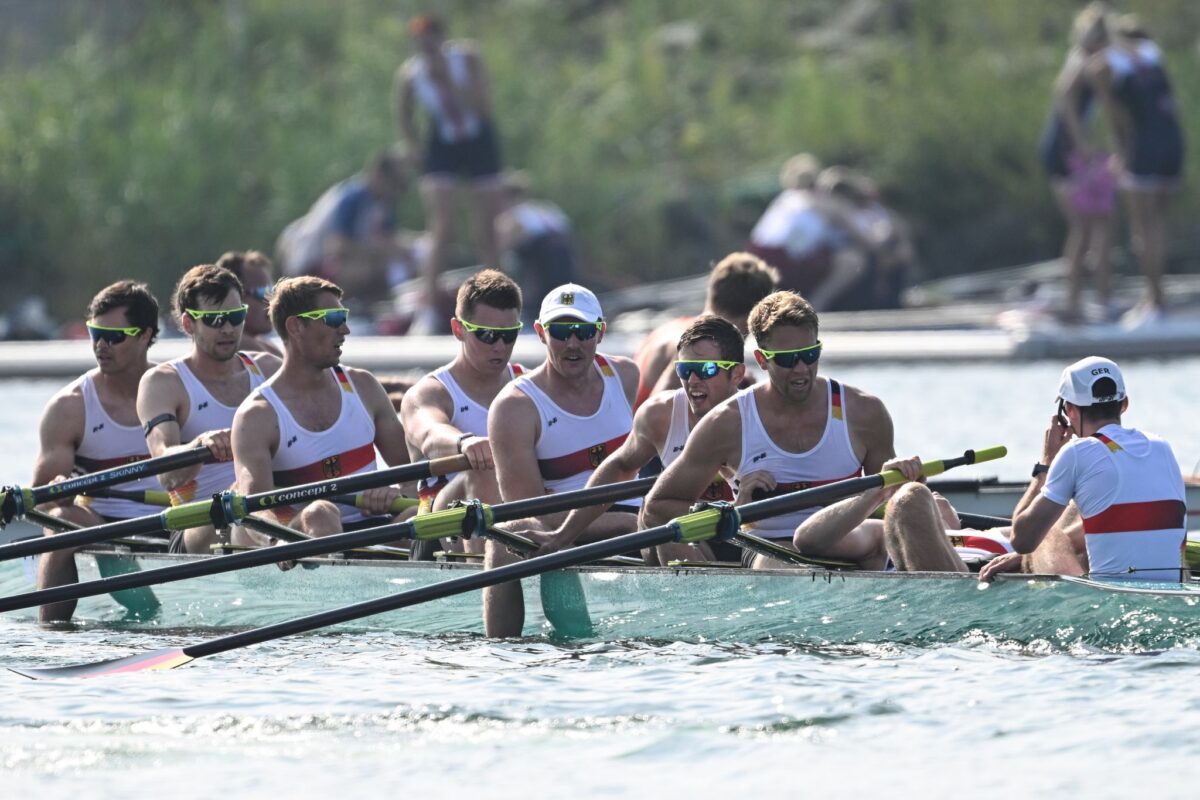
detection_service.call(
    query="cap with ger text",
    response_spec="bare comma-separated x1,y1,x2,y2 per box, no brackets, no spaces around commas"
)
538,283,603,324
1057,356,1126,406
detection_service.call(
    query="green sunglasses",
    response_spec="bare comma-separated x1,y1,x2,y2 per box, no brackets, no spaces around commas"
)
757,341,823,368
675,360,739,380
185,305,248,329
293,307,350,328
86,323,143,345
457,318,523,344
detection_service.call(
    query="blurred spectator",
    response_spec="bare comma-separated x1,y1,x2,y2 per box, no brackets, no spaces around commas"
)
275,148,416,308
495,171,578,324
395,12,505,333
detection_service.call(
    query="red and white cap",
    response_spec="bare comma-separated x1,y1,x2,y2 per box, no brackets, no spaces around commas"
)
1057,356,1126,406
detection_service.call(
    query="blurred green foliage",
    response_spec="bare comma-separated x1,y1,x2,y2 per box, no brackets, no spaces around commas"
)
0,0,1196,317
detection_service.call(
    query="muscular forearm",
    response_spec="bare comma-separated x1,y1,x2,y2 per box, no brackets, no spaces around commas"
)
639,492,693,530
555,458,641,546
794,487,885,553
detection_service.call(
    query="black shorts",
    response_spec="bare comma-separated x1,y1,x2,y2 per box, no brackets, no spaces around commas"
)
423,119,502,179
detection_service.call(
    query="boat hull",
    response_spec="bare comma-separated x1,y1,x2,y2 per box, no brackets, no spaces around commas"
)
3,550,1199,651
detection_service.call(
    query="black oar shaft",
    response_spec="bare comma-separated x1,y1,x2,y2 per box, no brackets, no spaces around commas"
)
491,476,656,523
0,514,168,562
31,447,210,505
0,475,657,613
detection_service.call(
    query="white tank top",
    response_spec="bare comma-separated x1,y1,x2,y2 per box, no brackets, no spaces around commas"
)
734,380,863,539
410,44,481,142
514,355,635,497
1044,425,1186,581
661,389,733,502
256,366,378,525
750,189,833,258
165,353,266,505
73,371,161,520
417,362,524,508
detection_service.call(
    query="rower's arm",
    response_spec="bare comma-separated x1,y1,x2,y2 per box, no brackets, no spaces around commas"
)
552,395,669,547
1012,494,1067,554
793,487,888,555
398,376,460,459
136,366,213,491
489,386,553,512
638,339,675,404
609,354,641,409
351,368,417,499
231,397,285,527
846,387,896,475
641,402,740,529
32,390,85,504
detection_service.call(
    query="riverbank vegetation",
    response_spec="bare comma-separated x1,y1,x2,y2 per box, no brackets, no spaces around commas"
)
1,0,1196,317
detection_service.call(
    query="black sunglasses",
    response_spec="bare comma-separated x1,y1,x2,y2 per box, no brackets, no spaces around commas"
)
544,321,603,342
185,305,249,329
86,323,143,346
294,307,350,328
458,318,522,345
757,342,823,368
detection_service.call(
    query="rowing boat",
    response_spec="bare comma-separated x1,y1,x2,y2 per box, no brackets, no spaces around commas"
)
3,545,1198,652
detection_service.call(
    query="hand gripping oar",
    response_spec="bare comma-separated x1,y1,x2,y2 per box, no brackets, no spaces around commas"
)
0,475,659,614
0,454,469,563
0,446,212,526
7,448,1002,679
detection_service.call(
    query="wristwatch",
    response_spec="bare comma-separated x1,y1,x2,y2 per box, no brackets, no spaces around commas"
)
1031,463,1049,477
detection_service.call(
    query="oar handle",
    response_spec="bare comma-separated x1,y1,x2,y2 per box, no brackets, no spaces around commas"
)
328,495,420,513
84,488,174,506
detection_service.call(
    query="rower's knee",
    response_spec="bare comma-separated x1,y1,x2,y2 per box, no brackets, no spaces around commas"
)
293,500,342,537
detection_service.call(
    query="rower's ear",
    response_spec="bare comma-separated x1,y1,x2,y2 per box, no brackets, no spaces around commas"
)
752,350,766,369
449,317,464,341
533,321,546,344
180,314,194,337
284,315,304,341
731,363,747,385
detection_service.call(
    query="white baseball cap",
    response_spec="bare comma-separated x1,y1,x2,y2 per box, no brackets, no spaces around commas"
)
538,283,604,324
1057,356,1126,406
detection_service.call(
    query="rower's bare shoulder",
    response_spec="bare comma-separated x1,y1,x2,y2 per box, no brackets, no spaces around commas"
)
138,361,185,394
490,379,536,418
693,395,743,441
251,352,282,377
399,374,452,417
636,391,675,440
841,382,891,422
39,381,86,435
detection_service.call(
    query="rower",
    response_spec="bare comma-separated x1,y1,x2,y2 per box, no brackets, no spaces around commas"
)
231,276,415,545
399,269,524,557
216,250,282,356
631,251,777,407
641,290,896,569
33,281,165,622
137,264,281,554
485,283,640,635
981,357,1187,582
522,315,746,565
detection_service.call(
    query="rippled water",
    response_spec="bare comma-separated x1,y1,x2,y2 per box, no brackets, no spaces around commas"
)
2,363,1199,797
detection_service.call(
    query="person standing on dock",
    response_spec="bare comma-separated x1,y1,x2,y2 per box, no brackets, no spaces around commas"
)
632,251,777,408
485,283,641,635
521,315,746,566
395,12,506,334
1088,15,1185,328
400,269,524,558
216,250,282,357
230,277,415,545
33,281,165,622
641,290,896,569
1038,5,1116,324
137,265,280,554
981,357,1186,582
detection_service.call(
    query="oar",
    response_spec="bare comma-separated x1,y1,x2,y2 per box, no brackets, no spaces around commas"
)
0,446,212,525
0,475,659,614
83,489,419,514
8,448,1001,678
0,454,469,563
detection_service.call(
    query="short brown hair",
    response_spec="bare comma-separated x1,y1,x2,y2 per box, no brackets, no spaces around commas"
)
172,264,243,324
270,276,343,341
88,280,160,345
408,12,445,37
216,250,273,283
455,269,522,319
677,315,744,363
706,252,779,320
748,291,819,344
